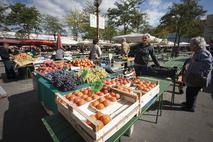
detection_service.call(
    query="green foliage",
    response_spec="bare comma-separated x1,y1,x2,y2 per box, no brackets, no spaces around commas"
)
102,23,117,42
0,4,9,28
160,0,206,40
6,3,41,39
42,15,63,39
107,0,145,34
66,9,85,40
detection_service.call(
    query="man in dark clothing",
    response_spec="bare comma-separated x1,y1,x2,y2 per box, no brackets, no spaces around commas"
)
55,48,64,60
0,43,16,79
132,35,160,76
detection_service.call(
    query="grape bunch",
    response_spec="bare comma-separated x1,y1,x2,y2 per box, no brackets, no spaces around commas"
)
46,70,83,91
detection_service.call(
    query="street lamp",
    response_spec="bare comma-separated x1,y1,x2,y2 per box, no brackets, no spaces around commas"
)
171,14,180,57
94,0,103,40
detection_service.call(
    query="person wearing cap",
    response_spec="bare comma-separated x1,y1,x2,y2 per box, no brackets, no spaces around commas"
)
133,34,160,76
89,39,102,60
121,38,130,56
0,43,16,79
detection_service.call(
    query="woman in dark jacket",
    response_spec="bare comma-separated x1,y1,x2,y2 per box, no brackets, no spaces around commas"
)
132,35,160,76
182,37,213,112
0,43,16,79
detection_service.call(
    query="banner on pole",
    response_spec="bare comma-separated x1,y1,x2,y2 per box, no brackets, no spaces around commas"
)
90,14,105,29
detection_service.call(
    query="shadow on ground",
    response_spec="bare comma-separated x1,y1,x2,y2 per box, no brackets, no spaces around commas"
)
0,73,30,84
1,90,52,142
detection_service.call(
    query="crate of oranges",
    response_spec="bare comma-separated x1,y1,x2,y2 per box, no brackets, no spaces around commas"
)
55,86,139,142
111,77,160,110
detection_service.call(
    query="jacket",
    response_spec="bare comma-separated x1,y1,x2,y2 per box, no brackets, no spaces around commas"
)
132,43,160,66
89,44,102,60
184,48,213,87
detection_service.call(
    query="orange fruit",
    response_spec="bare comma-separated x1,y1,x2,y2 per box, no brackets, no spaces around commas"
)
92,101,99,107
103,100,110,107
96,120,104,131
77,100,86,106
98,98,105,103
74,98,81,104
109,97,117,102
100,115,111,125
96,103,105,110
92,95,99,100
95,111,103,120
86,97,92,102
81,95,88,99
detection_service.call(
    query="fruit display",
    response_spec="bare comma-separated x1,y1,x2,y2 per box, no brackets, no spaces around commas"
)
14,53,34,65
71,59,95,68
35,61,72,75
103,77,131,86
47,70,83,92
132,78,157,92
85,112,111,131
79,68,108,83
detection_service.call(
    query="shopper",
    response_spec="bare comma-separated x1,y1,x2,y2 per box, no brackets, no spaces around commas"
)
89,39,102,60
133,34,160,76
121,38,130,56
55,47,64,60
0,43,16,79
182,37,213,112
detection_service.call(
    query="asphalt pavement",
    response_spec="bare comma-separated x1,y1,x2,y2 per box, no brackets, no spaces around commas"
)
0,62,212,142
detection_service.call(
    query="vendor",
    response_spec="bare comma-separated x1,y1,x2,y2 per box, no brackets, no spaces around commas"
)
89,39,102,60
121,38,130,56
0,43,16,79
55,47,65,60
133,34,160,76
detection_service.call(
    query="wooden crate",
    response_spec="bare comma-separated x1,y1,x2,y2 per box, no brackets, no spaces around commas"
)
55,89,139,142
110,79,160,111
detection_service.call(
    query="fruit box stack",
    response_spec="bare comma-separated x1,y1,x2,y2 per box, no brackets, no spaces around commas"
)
55,86,139,142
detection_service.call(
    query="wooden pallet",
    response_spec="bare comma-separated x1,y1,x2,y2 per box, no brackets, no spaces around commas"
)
55,89,139,142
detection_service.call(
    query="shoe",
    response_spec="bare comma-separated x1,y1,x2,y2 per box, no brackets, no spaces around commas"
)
179,89,184,94
181,102,186,106
181,106,195,112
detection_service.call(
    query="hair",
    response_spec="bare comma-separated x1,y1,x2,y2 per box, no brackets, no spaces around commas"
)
93,39,99,44
190,36,206,50
122,38,126,42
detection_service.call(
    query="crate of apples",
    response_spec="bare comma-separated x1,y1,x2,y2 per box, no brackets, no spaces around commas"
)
36,61,73,75
71,59,95,68
132,78,158,93
103,77,131,87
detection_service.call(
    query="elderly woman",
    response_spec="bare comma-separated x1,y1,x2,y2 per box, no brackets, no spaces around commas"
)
182,37,212,112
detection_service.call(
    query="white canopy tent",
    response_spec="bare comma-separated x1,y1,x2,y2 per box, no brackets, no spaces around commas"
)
113,33,162,43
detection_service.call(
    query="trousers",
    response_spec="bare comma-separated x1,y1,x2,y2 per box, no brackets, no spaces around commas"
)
186,86,201,109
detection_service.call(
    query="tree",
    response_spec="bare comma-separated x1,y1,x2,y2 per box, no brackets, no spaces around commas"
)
0,4,7,28
42,15,63,40
160,0,206,57
107,0,145,34
66,9,85,40
81,0,97,39
6,3,41,39
102,23,117,42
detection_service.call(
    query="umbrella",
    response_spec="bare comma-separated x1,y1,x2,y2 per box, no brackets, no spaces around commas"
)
56,33,62,48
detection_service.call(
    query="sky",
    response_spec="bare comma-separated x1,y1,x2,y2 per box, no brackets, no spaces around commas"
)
1,0,213,27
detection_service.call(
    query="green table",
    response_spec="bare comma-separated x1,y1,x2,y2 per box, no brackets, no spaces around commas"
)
163,56,188,104
42,77,171,142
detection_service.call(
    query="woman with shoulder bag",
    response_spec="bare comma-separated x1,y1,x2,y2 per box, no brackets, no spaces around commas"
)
181,37,213,112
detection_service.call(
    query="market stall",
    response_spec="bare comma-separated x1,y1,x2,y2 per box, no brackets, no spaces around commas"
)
32,56,187,142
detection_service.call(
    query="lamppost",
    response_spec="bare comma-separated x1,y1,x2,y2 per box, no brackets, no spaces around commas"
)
171,14,180,57
94,0,103,40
